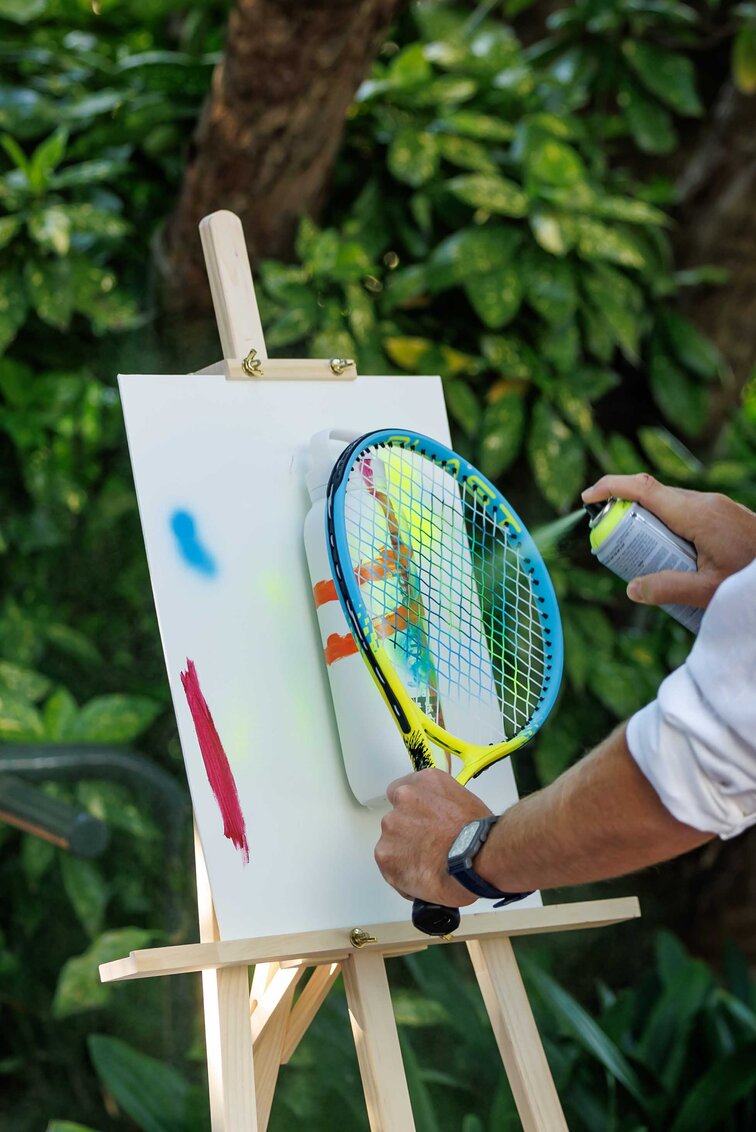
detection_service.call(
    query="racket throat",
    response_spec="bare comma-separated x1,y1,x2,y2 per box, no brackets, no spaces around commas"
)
403,728,436,772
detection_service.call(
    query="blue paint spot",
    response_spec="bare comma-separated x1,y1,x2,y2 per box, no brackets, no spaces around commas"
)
170,510,218,577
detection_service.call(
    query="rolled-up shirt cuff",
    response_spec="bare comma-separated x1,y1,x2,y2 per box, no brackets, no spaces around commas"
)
627,668,756,840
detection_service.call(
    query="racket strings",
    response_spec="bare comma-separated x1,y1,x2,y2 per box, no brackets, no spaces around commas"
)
343,446,549,740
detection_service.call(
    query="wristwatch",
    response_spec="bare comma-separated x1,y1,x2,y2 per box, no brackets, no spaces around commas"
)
447,816,532,907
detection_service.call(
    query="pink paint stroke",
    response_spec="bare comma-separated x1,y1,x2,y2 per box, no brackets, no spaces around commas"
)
180,658,250,864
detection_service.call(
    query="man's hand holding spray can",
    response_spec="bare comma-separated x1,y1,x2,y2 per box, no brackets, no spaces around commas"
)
582,474,756,632
584,496,702,633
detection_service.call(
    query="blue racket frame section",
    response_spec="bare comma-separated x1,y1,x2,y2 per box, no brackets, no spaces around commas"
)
325,428,564,747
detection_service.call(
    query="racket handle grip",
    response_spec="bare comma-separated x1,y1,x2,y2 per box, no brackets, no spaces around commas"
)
412,898,461,937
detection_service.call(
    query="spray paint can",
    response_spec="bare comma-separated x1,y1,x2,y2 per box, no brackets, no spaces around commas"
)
584,498,703,634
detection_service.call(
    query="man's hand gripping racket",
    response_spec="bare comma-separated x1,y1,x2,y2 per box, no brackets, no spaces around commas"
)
325,430,563,936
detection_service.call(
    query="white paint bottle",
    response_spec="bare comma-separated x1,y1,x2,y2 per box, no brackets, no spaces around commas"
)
303,429,411,807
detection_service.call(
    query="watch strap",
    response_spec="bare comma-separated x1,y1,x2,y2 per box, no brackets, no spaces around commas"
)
448,816,532,906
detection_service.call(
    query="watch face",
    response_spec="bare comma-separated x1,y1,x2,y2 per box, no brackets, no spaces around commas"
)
449,821,481,860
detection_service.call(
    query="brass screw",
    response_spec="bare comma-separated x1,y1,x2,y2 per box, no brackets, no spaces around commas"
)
242,348,264,377
350,928,377,948
330,358,354,376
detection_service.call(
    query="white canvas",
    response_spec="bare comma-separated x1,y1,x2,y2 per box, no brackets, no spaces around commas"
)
119,371,540,941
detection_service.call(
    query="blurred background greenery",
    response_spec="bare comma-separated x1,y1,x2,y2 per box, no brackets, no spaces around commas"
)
1,0,755,1129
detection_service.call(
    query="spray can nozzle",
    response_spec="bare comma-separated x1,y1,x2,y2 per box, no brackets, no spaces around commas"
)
583,501,604,521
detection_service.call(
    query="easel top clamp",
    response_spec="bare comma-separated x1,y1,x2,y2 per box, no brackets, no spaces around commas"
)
101,209,640,1132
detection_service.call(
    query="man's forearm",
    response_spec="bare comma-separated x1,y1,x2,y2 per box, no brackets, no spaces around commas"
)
475,725,714,892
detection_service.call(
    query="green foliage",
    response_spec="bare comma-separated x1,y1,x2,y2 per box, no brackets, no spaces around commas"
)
257,0,755,787
67,932,756,1132
1,1,755,1129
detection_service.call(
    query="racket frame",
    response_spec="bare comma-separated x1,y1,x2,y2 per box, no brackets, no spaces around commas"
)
325,429,563,783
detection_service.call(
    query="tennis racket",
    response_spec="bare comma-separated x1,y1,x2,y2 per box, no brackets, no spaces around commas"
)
325,429,563,936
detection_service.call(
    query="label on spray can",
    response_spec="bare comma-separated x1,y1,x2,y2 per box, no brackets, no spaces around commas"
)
586,498,703,634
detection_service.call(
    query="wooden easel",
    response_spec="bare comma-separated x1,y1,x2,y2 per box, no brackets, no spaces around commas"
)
100,210,640,1132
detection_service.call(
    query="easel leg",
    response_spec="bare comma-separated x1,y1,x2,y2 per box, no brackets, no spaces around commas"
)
342,952,416,1132
202,965,258,1132
250,963,305,1130
467,937,568,1132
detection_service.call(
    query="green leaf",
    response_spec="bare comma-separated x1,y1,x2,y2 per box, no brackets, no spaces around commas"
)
21,834,55,885
60,204,130,241
51,157,128,190
636,955,712,1090
574,217,647,269
53,928,154,1019
26,207,72,255
445,380,482,437
670,1043,756,1132
528,401,586,511
733,24,756,94
436,133,497,173
482,334,538,380
524,136,586,187
44,623,102,666
46,1123,103,1132
478,393,526,478
398,1033,443,1132
521,252,577,324
28,127,69,192
69,694,162,743
0,659,50,702
0,215,20,250
428,226,521,290
540,321,580,375
0,687,44,740
388,129,439,187
582,264,645,362
266,305,316,348
60,855,108,937
619,79,677,155
387,42,433,86
1,131,30,174
623,41,703,117
43,688,79,740
436,111,514,141
88,1034,197,1132
543,184,669,226
524,963,649,1108
0,0,48,21
385,336,435,372
24,260,74,330
604,432,644,475
529,208,577,257
638,427,704,481
464,268,523,328
0,269,28,353
384,264,428,310
649,343,708,437
447,174,528,217
658,309,724,380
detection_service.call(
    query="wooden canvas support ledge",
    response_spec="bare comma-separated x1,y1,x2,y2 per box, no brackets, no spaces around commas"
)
104,210,643,1132
100,896,640,983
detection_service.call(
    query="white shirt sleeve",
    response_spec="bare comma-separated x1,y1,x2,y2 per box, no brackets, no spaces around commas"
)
626,558,756,839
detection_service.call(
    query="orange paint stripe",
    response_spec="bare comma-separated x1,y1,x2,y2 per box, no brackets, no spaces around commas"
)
324,632,359,664
324,604,421,666
313,544,409,609
313,578,338,607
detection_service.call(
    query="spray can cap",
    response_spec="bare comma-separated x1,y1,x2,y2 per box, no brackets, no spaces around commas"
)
584,499,615,527
305,428,362,501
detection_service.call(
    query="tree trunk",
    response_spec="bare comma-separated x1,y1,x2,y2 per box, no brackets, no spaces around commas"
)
158,0,404,314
